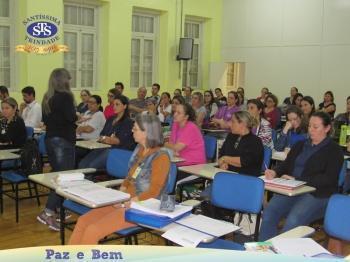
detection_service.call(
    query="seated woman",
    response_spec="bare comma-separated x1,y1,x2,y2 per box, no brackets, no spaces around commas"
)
292,92,303,108
263,93,281,129
203,90,218,128
318,91,336,120
259,112,344,241
218,111,264,176
300,96,316,121
158,92,172,123
76,95,106,140
76,89,91,114
164,95,185,127
78,95,135,169
274,105,308,152
247,99,273,148
191,91,206,127
214,88,227,107
165,103,206,167
142,97,158,116
69,114,171,244
103,88,120,120
0,97,26,149
333,96,350,140
211,91,240,129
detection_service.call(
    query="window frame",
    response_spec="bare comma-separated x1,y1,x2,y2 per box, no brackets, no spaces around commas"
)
130,11,159,89
63,1,99,90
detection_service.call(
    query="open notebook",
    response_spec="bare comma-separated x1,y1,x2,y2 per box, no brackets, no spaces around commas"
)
260,176,306,190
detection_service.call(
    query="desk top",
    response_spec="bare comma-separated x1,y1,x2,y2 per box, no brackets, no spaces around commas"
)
29,168,96,189
265,184,316,196
0,150,20,161
75,140,111,150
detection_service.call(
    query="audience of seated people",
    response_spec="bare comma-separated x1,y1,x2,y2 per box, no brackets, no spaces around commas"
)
259,112,344,240
274,105,308,152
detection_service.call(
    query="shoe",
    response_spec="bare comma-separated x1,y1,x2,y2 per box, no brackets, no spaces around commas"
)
56,210,72,222
36,211,60,231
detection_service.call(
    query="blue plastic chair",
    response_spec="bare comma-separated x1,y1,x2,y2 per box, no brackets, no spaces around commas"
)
324,194,350,242
198,172,265,250
25,126,34,138
261,146,272,172
204,135,217,162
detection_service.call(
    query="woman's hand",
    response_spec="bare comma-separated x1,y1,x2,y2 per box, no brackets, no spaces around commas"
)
219,162,229,170
281,175,295,180
283,121,292,134
264,169,277,180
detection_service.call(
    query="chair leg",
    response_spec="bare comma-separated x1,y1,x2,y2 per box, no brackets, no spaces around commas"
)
15,183,19,223
27,181,33,197
33,183,41,206
254,213,262,241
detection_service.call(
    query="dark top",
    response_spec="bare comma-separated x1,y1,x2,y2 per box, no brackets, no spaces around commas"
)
77,102,89,114
275,138,343,198
220,132,264,176
100,115,136,150
43,92,77,144
0,116,27,149
318,102,336,119
283,97,292,105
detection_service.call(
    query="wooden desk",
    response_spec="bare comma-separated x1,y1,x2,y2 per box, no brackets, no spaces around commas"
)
75,140,111,150
179,163,315,197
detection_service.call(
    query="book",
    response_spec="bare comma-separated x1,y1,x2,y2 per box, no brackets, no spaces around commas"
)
244,241,277,253
260,176,306,190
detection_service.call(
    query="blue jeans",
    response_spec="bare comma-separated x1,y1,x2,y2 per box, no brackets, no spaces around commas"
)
78,149,110,170
45,137,75,213
259,193,329,241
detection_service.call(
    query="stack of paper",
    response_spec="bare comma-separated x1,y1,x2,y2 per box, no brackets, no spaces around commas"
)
260,176,306,190
57,172,85,183
130,198,192,219
63,184,130,206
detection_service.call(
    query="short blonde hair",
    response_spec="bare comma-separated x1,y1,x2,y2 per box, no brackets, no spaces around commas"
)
232,111,255,130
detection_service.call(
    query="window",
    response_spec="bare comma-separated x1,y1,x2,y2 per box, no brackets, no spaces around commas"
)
64,3,98,89
0,0,12,88
130,12,158,88
182,20,202,89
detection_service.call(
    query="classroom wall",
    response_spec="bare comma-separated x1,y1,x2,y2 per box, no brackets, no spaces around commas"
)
10,0,222,105
221,0,350,112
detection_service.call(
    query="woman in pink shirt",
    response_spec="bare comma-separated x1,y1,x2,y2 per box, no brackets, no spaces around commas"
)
104,89,119,120
165,103,206,168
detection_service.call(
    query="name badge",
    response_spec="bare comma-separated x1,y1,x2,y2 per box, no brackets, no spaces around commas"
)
132,166,142,179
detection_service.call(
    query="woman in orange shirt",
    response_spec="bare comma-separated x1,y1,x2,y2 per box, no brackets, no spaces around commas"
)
69,114,171,244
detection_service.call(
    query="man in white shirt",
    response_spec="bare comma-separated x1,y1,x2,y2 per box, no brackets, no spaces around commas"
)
20,86,42,128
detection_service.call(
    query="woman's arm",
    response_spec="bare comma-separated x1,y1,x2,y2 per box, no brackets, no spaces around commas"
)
164,142,186,154
76,125,95,134
137,154,171,200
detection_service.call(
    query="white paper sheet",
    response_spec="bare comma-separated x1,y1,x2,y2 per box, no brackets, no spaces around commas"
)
271,238,330,257
57,172,85,182
176,214,239,237
162,225,211,247
130,198,192,219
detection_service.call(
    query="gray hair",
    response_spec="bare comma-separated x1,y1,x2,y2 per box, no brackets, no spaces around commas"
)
42,68,76,114
135,113,164,148
232,111,255,131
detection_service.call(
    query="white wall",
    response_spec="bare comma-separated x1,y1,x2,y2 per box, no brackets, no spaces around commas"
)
221,0,350,112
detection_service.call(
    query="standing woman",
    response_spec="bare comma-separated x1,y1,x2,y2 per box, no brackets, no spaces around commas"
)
318,91,336,119
76,89,91,114
263,93,280,129
300,96,316,121
0,98,26,149
203,90,218,128
191,91,206,127
247,99,273,148
37,68,77,231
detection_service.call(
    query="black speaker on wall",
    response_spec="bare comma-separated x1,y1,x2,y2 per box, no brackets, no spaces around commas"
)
177,38,193,60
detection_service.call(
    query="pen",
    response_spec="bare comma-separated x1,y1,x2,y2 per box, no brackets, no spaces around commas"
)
264,162,268,171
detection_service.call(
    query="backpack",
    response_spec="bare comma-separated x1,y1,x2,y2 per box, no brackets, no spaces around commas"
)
20,139,43,176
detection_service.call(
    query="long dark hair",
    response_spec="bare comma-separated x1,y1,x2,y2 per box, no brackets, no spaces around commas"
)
286,105,307,133
90,95,103,111
113,95,129,124
181,103,196,122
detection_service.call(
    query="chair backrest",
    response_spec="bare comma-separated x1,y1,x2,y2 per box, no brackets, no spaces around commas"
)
204,135,217,162
261,146,272,172
37,133,47,156
338,161,347,189
26,126,34,138
271,129,277,144
324,194,350,242
164,163,177,194
106,148,133,178
211,172,265,214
